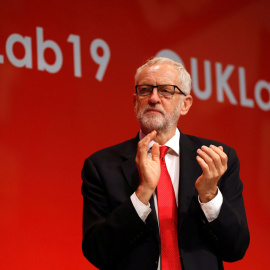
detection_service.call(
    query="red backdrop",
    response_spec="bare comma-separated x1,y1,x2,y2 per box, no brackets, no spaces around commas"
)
1,0,269,269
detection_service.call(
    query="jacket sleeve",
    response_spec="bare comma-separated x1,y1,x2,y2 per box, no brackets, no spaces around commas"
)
81,157,153,269
201,147,250,262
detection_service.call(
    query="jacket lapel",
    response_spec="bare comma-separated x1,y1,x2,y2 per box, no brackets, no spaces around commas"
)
178,133,202,229
121,157,140,193
120,135,141,192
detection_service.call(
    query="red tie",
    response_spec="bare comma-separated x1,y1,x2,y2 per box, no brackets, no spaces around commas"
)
157,146,181,270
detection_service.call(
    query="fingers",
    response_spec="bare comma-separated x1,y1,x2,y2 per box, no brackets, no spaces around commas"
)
136,130,159,166
209,145,227,167
135,131,160,204
196,145,228,175
196,145,227,202
197,147,216,174
196,155,209,174
136,130,157,161
151,142,160,162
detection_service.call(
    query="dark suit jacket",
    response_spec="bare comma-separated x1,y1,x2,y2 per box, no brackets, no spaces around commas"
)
81,132,249,270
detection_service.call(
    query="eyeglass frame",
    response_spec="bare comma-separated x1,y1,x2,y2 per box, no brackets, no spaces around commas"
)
135,84,186,97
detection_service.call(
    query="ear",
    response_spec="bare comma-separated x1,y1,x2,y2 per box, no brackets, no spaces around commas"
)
180,95,193,115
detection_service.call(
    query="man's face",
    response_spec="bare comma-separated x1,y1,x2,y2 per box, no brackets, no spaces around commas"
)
134,63,184,135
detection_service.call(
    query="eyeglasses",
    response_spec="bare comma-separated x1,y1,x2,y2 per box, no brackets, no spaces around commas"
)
135,85,186,97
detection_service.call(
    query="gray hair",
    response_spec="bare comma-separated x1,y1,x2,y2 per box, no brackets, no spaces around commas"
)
135,57,192,95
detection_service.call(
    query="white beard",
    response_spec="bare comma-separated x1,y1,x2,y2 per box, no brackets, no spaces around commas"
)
135,102,181,134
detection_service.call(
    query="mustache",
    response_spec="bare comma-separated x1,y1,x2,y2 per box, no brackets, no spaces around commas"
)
141,105,166,116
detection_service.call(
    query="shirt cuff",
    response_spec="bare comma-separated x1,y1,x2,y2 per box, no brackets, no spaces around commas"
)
198,188,223,222
130,192,152,223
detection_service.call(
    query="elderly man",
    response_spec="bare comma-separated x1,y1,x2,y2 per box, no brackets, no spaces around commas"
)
81,57,249,270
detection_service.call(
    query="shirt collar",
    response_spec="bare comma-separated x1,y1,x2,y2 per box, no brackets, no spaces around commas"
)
139,129,180,156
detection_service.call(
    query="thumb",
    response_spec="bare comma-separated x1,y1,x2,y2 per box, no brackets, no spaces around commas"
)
151,143,160,162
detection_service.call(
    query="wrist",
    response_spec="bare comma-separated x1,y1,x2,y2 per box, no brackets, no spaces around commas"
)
198,187,218,203
135,185,155,205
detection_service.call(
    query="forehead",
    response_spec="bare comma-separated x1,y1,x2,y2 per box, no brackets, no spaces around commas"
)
136,64,180,85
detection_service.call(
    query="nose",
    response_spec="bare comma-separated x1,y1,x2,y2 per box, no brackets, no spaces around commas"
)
148,88,161,104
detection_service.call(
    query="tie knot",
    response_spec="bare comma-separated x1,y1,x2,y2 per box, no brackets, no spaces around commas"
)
160,146,169,160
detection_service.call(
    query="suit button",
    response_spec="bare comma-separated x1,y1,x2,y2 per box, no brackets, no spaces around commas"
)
151,261,158,269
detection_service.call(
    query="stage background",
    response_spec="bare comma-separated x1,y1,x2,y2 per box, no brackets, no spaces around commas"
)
1,0,269,269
